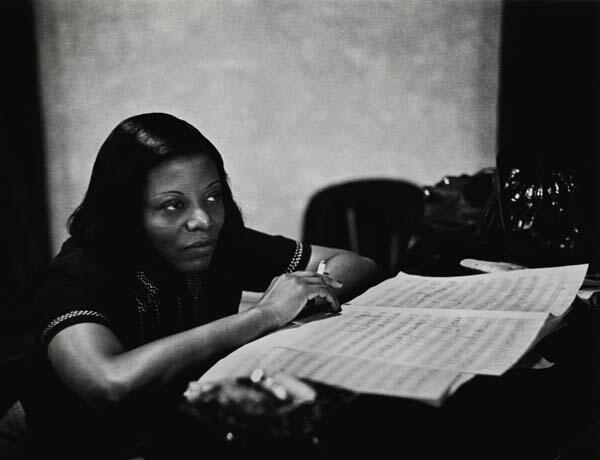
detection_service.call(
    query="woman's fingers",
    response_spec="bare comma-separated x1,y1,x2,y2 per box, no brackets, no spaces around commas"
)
288,271,343,289
290,270,317,277
257,271,342,327
319,275,343,289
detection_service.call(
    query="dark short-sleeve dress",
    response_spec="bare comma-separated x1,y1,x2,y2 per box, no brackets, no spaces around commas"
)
22,227,311,459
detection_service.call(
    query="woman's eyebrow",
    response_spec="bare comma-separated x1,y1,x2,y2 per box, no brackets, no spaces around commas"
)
155,190,184,196
205,180,222,190
152,180,222,197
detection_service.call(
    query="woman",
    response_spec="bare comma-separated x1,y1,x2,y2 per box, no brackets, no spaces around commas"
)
23,113,380,459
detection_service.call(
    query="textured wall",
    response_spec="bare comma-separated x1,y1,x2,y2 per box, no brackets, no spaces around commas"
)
34,0,501,254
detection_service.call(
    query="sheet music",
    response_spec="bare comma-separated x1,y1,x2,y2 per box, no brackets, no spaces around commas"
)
198,264,587,403
348,264,587,316
278,307,546,375
201,345,465,405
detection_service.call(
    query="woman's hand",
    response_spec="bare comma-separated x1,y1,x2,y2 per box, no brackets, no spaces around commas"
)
255,271,343,329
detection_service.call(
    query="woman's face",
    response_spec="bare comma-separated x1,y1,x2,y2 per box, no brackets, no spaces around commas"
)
142,154,225,273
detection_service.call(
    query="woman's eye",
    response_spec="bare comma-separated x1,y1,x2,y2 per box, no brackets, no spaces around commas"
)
206,192,222,204
162,200,184,212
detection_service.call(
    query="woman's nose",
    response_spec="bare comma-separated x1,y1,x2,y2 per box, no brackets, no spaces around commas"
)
185,207,211,231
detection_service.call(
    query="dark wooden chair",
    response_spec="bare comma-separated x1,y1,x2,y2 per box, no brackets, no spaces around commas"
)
301,179,425,278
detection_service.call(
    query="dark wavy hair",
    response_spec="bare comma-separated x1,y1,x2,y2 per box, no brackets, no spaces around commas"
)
68,113,245,274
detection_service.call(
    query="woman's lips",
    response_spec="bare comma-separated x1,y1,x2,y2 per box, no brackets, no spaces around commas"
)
181,240,216,253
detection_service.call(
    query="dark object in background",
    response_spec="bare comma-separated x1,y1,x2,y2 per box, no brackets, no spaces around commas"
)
498,166,583,267
303,166,590,279
405,166,590,275
302,179,425,279
496,0,600,271
404,168,502,276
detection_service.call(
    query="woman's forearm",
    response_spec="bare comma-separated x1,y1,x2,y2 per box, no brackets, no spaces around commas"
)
113,307,276,393
49,307,278,408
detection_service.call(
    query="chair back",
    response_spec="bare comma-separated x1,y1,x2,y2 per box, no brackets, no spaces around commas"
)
302,179,425,278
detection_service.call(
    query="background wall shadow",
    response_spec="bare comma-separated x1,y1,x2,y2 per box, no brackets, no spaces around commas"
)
0,0,49,415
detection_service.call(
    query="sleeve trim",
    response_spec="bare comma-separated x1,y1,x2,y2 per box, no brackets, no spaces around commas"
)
285,241,305,273
41,309,110,345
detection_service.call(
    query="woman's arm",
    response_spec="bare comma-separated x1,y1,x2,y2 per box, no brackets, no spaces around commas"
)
48,307,274,409
47,267,343,410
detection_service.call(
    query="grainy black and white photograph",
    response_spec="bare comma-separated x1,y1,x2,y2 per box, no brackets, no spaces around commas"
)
1,0,599,459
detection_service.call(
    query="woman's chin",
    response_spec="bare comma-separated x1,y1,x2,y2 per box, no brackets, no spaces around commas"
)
176,256,212,273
